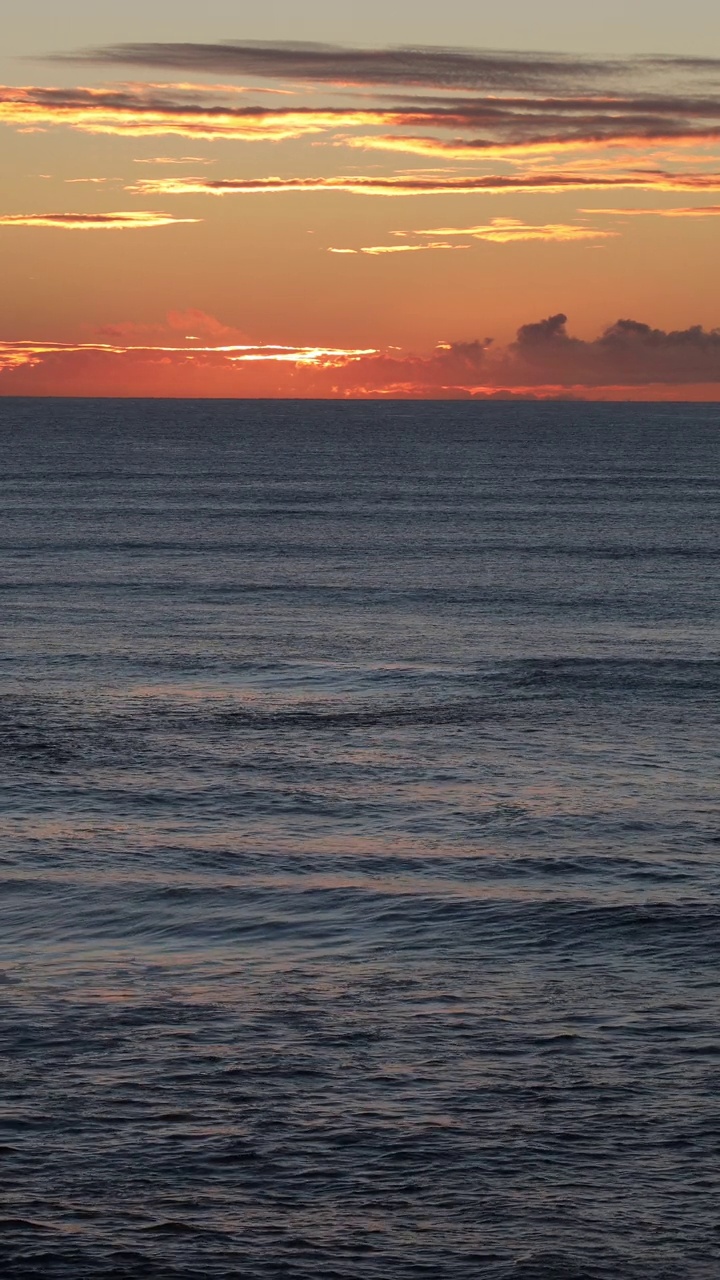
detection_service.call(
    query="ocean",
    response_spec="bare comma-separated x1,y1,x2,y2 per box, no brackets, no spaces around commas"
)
1,398,719,1279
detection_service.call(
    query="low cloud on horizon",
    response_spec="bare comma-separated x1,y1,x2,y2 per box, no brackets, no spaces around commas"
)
3,312,720,400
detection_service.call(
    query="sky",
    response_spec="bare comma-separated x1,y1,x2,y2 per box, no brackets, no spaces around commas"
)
2,0,720,398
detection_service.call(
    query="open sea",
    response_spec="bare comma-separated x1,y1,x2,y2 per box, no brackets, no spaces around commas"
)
1,398,719,1280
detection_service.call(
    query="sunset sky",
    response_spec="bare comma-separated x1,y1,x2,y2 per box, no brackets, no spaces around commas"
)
3,0,720,397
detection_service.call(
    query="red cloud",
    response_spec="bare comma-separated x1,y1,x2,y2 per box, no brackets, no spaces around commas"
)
94,310,248,344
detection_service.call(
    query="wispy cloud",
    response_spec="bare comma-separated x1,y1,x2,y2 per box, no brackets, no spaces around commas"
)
580,204,720,217
129,171,720,197
5,79,720,157
38,45,720,180
0,211,200,229
51,41,720,93
339,127,720,161
0,85,394,140
132,155,217,165
328,242,468,254
0,337,378,377
328,222,611,249
402,217,615,242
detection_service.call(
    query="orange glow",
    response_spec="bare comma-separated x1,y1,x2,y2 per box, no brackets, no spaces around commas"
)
3,321,720,399
2,44,720,395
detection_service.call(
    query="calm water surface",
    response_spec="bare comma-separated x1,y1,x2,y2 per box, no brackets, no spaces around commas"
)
1,399,719,1279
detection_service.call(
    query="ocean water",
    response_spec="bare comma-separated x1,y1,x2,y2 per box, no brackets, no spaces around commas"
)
1,398,719,1280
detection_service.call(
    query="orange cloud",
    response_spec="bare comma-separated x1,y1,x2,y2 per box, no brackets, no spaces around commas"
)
132,155,216,165
0,86,396,140
6,80,720,157
580,204,720,217
340,129,720,162
328,242,468,254
335,132,720,163
0,339,377,373
130,171,720,197
404,218,615,242
0,211,200,229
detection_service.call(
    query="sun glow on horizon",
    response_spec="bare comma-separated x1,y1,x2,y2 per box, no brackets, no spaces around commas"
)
1,33,719,396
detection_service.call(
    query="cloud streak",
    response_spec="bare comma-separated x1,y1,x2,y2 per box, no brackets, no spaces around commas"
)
52,41,720,93
5,79,720,157
404,218,615,242
581,204,720,217
0,339,377,372
35,46,720,188
0,85,394,140
129,171,720,197
328,242,468,254
340,126,720,160
329,221,615,249
132,154,217,165
0,211,200,229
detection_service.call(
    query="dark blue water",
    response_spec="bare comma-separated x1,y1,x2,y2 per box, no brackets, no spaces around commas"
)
1,399,719,1279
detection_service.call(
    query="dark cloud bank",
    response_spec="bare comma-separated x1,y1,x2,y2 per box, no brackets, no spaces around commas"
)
497,314,720,387
309,315,720,396
40,41,720,153
54,41,720,93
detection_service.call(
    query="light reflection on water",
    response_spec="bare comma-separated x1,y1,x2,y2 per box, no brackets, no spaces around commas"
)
1,400,719,1279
